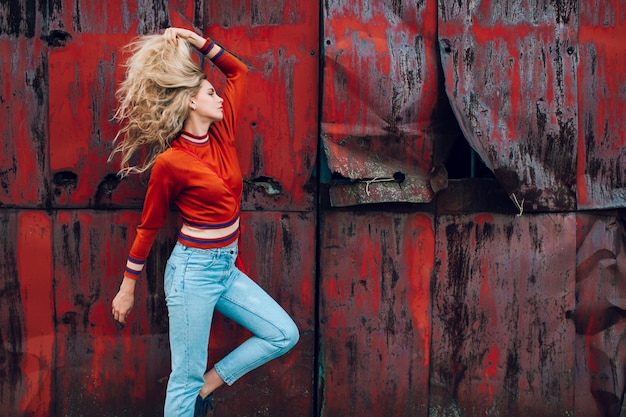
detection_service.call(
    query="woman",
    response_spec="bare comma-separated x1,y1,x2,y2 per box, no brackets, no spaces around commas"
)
110,27,299,417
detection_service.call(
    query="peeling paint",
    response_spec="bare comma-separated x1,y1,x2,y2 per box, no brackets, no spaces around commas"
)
321,0,457,205
439,0,579,212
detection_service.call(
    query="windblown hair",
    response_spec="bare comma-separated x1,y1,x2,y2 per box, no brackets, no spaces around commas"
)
109,34,207,176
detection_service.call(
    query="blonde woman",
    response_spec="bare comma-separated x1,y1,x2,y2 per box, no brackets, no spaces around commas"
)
110,27,299,417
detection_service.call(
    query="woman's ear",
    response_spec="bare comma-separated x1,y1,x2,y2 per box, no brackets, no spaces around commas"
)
190,100,197,111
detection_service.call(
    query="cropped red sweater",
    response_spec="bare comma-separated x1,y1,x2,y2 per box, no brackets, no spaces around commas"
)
124,42,248,280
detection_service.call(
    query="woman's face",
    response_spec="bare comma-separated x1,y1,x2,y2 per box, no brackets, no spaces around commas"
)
192,79,224,122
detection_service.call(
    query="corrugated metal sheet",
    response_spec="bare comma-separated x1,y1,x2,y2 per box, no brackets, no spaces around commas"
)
321,0,458,206
206,1,319,212
431,213,577,416
2,0,626,416
438,0,579,212
577,0,626,210
0,13,48,208
320,212,433,417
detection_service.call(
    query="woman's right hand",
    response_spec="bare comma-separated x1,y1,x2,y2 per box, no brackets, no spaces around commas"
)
112,277,137,324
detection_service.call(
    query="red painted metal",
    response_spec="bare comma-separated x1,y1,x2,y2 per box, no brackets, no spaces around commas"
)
17,211,55,417
4,1,626,416
205,1,319,212
0,33,48,207
46,0,196,209
431,213,577,416
577,1,626,210
48,33,148,208
321,0,458,206
2,0,318,415
319,212,433,417
201,2,319,415
0,211,55,417
52,210,176,416
438,1,579,212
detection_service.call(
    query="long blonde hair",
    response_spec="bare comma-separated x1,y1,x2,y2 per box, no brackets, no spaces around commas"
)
109,34,206,176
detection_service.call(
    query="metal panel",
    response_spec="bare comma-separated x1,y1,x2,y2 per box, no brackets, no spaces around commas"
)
16,211,55,417
208,211,315,416
319,212,433,417
48,33,148,208
322,0,458,206
573,212,626,417
205,1,319,211
0,211,55,417
431,213,576,416
52,210,176,416
47,0,172,34
0,4,48,208
46,1,196,209
438,1,579,212
577,1,626,209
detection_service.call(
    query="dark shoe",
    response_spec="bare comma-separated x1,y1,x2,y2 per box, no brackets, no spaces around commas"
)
193,393,214,417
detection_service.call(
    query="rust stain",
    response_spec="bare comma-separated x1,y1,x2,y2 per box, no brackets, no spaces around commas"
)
322,0,457,205
439,0,578,211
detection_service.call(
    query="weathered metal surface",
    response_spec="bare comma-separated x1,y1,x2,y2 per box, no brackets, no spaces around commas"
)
0,211,54,417
16,211,55,417
202,3,319,412
48,33,149,209
577,1,626,210
431,213,576,416
2,1,317,414
321,0,458,206
46,1,192,209
573,212,626,417
0,5,49,208
319,212,433,417
4,0,626,416
438,1,579,212
52,210,176,416
206,1,319,212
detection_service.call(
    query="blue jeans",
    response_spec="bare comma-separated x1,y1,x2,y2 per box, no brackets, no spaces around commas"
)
163,241,299,417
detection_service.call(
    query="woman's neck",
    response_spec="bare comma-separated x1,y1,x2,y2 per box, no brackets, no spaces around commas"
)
181,120,211,144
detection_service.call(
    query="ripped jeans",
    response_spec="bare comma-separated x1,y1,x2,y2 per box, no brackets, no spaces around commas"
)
163,241,299,417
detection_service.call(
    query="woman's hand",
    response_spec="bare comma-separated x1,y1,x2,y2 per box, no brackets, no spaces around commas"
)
163,27,206,50
112,277,137,324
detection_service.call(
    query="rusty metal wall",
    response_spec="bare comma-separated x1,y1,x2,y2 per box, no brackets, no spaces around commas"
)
318,0,626,417
577,1,626,210
438,0,579,212
319,212,433,416
431,213,577,416
321,0,458,207
2,0,626,416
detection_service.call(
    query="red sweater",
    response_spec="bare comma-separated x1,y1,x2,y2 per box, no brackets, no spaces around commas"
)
124,44,248,279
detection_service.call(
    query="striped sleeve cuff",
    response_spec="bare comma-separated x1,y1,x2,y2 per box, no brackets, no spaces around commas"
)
210,48,225,60
198,37,224,60
124,256,145,279
199,38,214,55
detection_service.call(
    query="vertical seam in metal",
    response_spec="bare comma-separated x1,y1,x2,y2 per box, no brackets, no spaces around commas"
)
313,1,324,416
